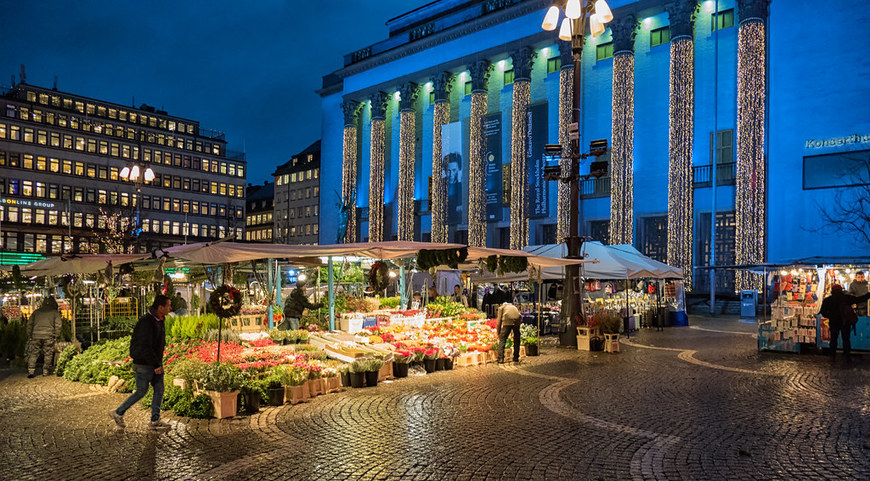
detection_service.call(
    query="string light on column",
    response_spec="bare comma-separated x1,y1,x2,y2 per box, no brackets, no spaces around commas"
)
510,80,530,249
342,125,358,242
610,52,634,245
468,91,487,247
557,67,572,244
369,118,386,242
431,101,450,243
667,36,694,289
735,20,766,291
398,110,416,241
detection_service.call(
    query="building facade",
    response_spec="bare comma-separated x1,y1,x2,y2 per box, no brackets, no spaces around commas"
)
273,140,321,245
0,82,247,257
245,181,274,242
318,0,870,293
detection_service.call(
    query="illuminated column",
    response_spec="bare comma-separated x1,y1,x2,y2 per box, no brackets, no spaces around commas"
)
735,0,770,291
341,100,362,243
557,42,573,244
397,83,419,241
609,15,638,246
510,47,536,250
430,72,453,244
666,0,697,289
368,91,389,243
468,59,491,247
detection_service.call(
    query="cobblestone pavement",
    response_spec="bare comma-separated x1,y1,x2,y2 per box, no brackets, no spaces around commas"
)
2,317,869,480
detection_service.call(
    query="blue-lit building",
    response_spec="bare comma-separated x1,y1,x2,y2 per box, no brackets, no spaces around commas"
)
317,0,870,293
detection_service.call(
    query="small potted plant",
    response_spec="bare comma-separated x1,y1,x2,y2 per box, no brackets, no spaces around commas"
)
307,364,323,397
349,360,366,388
423,348,439,373
598,311,622,353
284,366,309,404
264,369,285,406
268,329,285,345
322,366,340,393
442,346,459,370
239,375,267,414
392,350,411,378
201,362,243,419
521,324,540,356
337,364,351,388
296,330,309,344
363,358,384,387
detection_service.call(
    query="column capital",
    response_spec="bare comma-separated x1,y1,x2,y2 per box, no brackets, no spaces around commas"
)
399,83,419,112
666,0,699,39
468,59,492,93
341,100,362,127
510,47,537,82
558,41,574,70
431,72,453,103
737,0,770,24
369,91,389,120
611,14,639,54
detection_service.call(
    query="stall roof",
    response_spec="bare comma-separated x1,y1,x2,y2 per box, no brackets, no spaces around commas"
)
19,254,149,276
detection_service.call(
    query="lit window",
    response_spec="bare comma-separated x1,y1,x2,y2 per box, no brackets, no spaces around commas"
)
596,42,614,61
650,27,670,47
504,69,514,86
712,9,734,31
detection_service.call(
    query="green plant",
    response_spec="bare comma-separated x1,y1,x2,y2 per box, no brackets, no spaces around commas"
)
54,344,79,376
169,357,207,388
363,358,384,372
190,294,201,312
268,329,286,342
201,362,243,392
264,369,284,389
161,384,186,411
173,391,214,419
520,324,539,344
280,366,308,386
296,330,309,342
379,297,400,309
349,360,367,374
593,310,622,334
203,328,240,343
523,336,539,346
168,314,220,340
416,248,469,270
0,320,27,363
240,376,268,403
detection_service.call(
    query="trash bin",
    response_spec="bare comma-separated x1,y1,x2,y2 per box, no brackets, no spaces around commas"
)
741,290,757,318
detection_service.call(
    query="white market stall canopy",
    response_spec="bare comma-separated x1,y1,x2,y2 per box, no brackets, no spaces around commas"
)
19,254,149,276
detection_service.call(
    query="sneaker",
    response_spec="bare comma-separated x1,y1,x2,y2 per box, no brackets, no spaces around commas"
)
148,420,172,430
27,374,35,379
109,410,126,428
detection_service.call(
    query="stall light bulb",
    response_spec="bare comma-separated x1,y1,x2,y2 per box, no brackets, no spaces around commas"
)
595,0,613,23
589,13,605,36
558,17,573,41
565,0,582,19
542,6,559,31
780,270,787,276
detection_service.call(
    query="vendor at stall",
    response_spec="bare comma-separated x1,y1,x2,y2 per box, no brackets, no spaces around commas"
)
450,284,469,307
281,282,322,330
848,271,868,316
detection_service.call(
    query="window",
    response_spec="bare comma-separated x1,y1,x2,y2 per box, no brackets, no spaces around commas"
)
696,212,736,293
712,9,734,31
503,69,514,86
547,56,562,74
640,216,668,262
464,81,472,96
710,129,733,165
596,42,614,61
651,26,671,47
803,150,870,190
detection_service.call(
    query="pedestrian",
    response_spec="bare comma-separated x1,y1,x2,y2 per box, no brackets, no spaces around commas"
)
427,286,439,303
820,284,870,362
172,291,188,315
411,292,422,309
25,296,62,378
451,284,468,307
110,294,172,431
847,271,869,317
281,282,321,331
496,301,522,364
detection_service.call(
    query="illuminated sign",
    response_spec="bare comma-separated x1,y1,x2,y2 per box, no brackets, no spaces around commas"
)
0,197,57,209
805,134,870,149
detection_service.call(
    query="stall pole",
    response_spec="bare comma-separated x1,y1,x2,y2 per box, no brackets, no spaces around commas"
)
625,278,630,339
537,278,543,353
399,264,407,310
267,258,275,330
328,257,335,332
275,261,283,308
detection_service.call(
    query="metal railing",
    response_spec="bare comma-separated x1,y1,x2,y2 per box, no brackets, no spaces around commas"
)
199,128,226,140
580,176,611,198
693,162,736,187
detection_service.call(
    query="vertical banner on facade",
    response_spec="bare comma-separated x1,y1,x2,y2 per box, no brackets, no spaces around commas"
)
528,102,549,218
441,121,463,225
484,113,502,222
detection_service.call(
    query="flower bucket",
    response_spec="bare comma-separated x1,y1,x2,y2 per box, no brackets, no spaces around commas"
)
435,358,446,371
423,359,436,373
206,390,239,419
393,363,409,378
287,385,308,404
349,372,365,388
267,387,285,406
525,344,539,356
243,391,261,413
364,370,379,387
340,372,351,388
444,358,454,370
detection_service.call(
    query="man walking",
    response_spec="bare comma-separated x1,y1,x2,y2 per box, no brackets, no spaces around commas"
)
110,295,172,430
497,301,522,364
820,284,870,362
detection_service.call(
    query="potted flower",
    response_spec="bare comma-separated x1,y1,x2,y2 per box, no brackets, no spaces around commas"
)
598,311,621,353
363,358,384,387
264,369,285,406
322,366,340,393
348,360,366,388
422,348,439,373
239,375,267,413
307,364,324,397
392,350,411,378
296,330,309,344
337,364,351,388
521,324,540,357
442,346,459,370
284,330,299,345
201,362,243,419
268,329,285,345
283,366,309,404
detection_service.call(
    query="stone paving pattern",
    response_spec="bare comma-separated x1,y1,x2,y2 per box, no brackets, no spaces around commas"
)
1,317,869,480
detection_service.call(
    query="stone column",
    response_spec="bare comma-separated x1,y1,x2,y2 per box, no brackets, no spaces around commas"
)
666,0,698,289
368,91,389,243
341,100,362,243
609,15,638,246
397,82,419,241
557,41,574,244
735,0,770,291
430,72,453,244
510,47,536,249
467,59,491,247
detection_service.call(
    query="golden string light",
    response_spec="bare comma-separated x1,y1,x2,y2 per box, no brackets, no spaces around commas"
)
431,101,450,243
368,119,385,242
667,37,694,289
342,125,358,242
735,20,766,292
397,110,415,241
468,91,487,247
557,68,572,244
510,80,530,249
610,52,635,246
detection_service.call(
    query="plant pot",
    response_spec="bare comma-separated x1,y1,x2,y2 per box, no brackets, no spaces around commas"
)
206,390,239,419
349,371,365,388
435,358,446,371
364,370,379,387
243,391,260,413
393,362,409,378
325,376,341,392
444,358,454,370
267,387,285,406
287,385,308,404
340,372,351,388
423,359,436,373
378,361,393,381
306,379,321,397
525,343,539,356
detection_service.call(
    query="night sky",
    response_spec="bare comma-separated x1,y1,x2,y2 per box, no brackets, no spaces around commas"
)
0,0,431,184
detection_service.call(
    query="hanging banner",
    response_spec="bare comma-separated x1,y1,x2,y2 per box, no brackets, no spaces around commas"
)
484,112,503,222
441,121,463,226
528,101,549,218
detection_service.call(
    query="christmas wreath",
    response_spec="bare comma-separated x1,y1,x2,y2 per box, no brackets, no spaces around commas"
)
209,284,242,318
369,261,390,293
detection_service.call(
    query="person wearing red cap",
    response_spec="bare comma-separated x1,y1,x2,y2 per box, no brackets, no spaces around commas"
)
820,284,870,362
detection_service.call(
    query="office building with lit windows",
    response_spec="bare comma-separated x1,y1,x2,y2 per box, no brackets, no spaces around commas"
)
245,181,274,243
317,0,870,294
0,82,247,258
273,140,321,245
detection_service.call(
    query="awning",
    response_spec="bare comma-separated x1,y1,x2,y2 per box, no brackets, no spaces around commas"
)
19,254,149,276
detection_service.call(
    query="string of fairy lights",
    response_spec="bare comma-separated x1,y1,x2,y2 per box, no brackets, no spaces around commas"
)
368,118,386,242
735,20,767,291
667,37,695,289
431,101,450,243
397,110,415,241
610,52,634,246
510,80,531,250
341,125,358,242
468,91,487,247
557,67,572,244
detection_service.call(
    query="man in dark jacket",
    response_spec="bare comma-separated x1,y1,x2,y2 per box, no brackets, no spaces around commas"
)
847,271,869,316
281,282,321,330
110,294,172,430
820,284,870,362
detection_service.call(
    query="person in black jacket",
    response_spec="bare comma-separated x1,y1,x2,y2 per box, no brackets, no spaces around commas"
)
110,294,172,430
281,282,321,330
820,284,870,362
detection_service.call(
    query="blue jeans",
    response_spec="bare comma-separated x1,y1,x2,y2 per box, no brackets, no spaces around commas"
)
116,365,164,422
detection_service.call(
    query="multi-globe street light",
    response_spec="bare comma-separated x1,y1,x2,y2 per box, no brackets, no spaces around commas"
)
119,132,155,250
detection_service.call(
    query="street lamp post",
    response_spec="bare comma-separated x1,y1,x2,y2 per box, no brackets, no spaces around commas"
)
542,0,613,346
119,131,154,252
